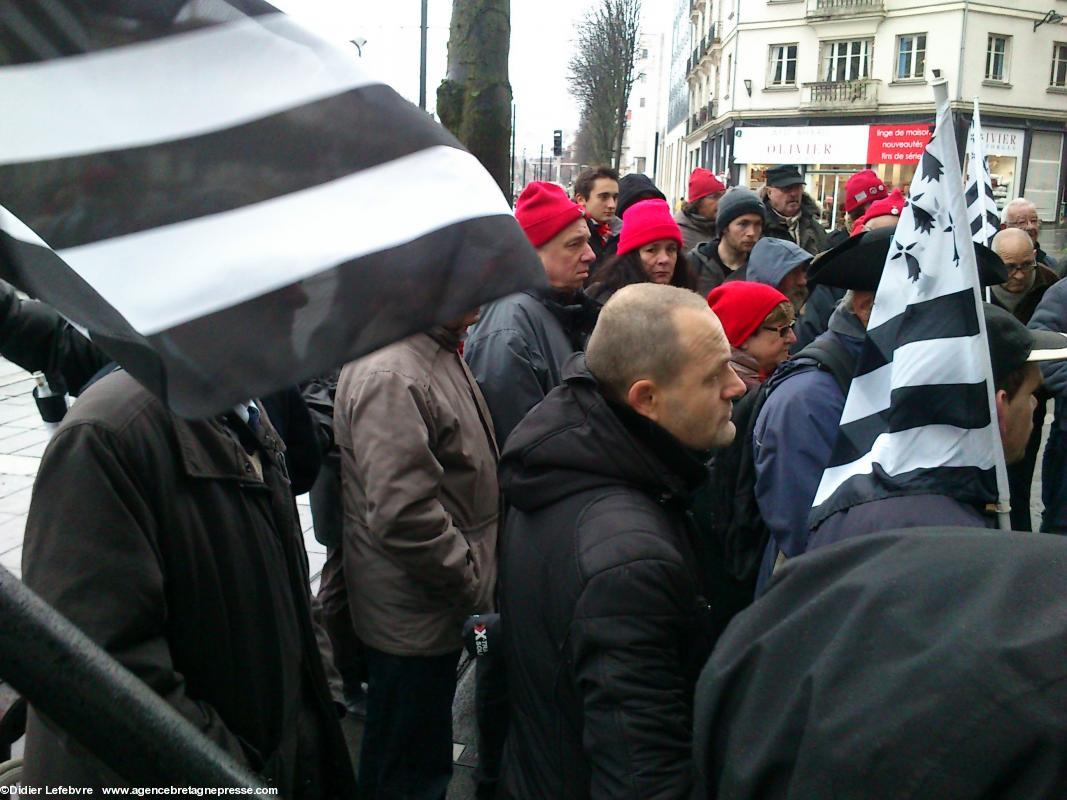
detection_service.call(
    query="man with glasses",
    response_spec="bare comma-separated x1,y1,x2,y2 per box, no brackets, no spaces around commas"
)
1003,198,1061,276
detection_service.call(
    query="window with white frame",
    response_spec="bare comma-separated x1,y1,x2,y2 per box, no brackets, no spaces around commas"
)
896,34,926,80
986,35,1010,82
1051,42,1067,87
768,43,798,86
821,39,872,82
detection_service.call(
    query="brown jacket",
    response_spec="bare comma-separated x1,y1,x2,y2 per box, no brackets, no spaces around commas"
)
334,330,499,656
20,370,354,795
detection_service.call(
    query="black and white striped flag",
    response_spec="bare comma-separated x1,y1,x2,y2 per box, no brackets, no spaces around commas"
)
0,1,543,417
966,100,1000,247
809,81,1008,528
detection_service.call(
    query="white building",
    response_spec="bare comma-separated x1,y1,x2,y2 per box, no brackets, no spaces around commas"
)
678,0,1067,221
619,32,668,178
655,0,697,206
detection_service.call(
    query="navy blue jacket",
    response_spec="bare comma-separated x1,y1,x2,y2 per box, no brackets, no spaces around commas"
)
808,494,991,551
752,314,865,590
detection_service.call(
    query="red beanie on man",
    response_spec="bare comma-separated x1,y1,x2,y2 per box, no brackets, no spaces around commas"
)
616,199,684,256
844,169,888,214
515,181,585,247
688,168,727,203
706,281,789,348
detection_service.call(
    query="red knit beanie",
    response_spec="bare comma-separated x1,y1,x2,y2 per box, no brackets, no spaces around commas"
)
706,281,790,348
616,199,684,256
844,169,888,214
515,182,585,247
851,188,906,235
688,168,726,203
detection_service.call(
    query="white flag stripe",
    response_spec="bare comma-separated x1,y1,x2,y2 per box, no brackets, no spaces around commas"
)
57,145,511,335
966,101,1000,247
1,12,379,165
0,206,50,248
837,336,990,426
812,425,999,507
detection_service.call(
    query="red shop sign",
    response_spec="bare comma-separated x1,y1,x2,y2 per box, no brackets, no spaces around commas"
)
867,124,933,164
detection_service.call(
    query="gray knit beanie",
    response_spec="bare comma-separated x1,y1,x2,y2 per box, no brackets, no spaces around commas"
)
716,187,766,235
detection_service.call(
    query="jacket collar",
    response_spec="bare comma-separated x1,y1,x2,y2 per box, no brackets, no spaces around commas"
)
173,410,284,482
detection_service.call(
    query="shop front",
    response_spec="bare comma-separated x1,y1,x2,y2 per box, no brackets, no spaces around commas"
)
732,123,931,229
965,124,1024,214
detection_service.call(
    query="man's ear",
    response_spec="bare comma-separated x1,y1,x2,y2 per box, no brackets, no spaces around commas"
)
853,291,876,326
995,387,1009,438
626,379,658,421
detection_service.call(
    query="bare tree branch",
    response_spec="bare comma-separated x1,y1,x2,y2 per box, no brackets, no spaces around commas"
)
568,0,641,169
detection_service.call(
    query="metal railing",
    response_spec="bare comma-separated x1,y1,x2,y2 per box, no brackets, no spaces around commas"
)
810,0,884,15
803,78,879,109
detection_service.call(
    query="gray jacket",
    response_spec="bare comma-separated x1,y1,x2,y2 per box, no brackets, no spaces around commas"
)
465,289,600,446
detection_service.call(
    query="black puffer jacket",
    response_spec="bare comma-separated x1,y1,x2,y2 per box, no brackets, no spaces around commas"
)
498,354,713,800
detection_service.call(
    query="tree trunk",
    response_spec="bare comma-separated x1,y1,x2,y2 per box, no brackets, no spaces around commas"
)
437,0,513,201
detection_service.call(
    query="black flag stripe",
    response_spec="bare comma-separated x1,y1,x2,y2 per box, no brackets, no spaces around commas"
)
827,382,991,469
2,84,461,249
2,214,542,418
854,289,981,379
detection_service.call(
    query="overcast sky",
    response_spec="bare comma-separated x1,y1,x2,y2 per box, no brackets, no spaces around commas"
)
271,0,672,157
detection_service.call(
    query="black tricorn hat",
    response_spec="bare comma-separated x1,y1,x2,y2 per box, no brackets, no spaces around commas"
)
807,225,1009,291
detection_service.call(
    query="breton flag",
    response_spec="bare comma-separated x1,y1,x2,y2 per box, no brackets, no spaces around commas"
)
809,80,1008,528
966,99,1001,247
0,0,543,418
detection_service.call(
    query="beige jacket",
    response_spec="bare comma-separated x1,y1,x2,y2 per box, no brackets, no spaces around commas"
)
334,329,500,656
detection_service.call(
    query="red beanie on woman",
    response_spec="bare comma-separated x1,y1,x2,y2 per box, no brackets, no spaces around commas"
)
706,281,789,348
515,182,585,247
616,199,684,256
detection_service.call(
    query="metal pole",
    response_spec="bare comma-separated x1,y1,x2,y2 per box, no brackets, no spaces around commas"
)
510,103,517,202
522,149,527,187
539,144,544,182
419,0,428,110
0,565,265,788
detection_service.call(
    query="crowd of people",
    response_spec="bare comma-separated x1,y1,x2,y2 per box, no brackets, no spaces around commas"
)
9,161,1067,798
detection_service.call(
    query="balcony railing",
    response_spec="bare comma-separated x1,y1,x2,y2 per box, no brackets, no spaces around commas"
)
808,0,884,17
802,78,879,109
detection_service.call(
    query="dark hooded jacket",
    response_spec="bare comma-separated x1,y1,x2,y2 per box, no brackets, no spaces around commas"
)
760,191,828,256
695,527,1067,799
498,355,714,800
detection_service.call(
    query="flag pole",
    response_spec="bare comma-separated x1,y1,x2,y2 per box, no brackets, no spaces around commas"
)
932,78,1012,531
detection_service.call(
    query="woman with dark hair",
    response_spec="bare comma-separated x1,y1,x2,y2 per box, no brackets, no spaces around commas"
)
587,199,698,302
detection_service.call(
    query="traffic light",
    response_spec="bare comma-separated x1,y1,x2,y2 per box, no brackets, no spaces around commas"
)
553,129,563,157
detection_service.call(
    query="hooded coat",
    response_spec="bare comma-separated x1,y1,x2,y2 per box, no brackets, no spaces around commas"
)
498,355,714,800
745,236,810,290
695,528,1067,799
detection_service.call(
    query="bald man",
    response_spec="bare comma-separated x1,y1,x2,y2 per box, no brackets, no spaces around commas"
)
992,227,1059,530
1003,198,1061,276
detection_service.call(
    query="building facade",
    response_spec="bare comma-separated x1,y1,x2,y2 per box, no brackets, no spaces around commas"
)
673,0,1067,223
620,32,668,179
